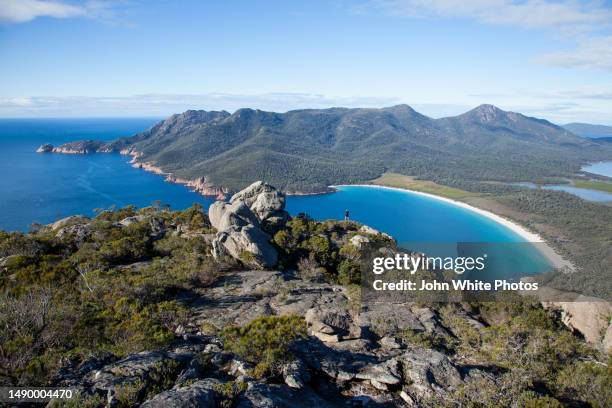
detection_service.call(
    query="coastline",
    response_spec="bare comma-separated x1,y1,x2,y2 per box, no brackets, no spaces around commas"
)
128,152,336,198
41,146,574,272
332,183,574,272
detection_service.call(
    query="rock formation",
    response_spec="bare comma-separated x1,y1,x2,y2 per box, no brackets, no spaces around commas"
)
209,181,289,268
36,143,54,153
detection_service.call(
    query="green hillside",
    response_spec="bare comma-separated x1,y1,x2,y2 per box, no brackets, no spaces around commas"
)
91,104,611,193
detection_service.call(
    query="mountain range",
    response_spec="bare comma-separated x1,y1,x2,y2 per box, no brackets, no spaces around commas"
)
49,104,612,193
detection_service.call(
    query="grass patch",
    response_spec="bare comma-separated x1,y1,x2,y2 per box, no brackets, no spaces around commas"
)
572,179,612,193
370,173,478,200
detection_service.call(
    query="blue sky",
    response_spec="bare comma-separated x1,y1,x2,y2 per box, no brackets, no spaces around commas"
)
0,0,611,124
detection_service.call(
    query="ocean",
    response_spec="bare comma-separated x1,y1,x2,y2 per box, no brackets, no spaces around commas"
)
0,118,214,231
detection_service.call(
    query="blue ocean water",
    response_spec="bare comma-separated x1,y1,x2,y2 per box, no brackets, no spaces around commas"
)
0,119,552,280
0,118,214,231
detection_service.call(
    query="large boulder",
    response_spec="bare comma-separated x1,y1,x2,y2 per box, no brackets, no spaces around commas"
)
209,200,260,231
209,181,287,269
230,181,286,221
213,225,277,268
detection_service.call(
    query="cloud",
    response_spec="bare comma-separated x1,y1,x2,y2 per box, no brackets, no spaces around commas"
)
538,36,612,71
1,93,609,125
0,0,87,23
0,0,125,24
471,87,612,101
0,93,403,117
364,0,611,33
361,0,612,71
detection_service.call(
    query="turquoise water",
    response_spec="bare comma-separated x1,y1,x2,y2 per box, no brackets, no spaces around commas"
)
287,186,524,243
287,185,552,280
0,119,552,280
583,161,612,178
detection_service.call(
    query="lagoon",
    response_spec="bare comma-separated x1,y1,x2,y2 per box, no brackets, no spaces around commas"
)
583,161,612,178
510,180,612,203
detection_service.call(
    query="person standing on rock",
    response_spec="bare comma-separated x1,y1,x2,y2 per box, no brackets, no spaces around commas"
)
344,209,350,221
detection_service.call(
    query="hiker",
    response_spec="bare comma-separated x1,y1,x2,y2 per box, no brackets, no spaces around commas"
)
344,209,350,221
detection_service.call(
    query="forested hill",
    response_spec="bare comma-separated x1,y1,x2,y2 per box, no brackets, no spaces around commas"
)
55,104,612,193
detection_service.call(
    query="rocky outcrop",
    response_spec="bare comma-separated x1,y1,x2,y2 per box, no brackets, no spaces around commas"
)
236,383,335,408
209,201,260,232
46,266,520,407
36,143,54,153
399,348,463,399
168,175,229,199
230,181,284,219
50,140,106,154
545,298,612,352
49,215,90,231
523,281,612,351
209,181,289,268
305,306,362,343
141,379,220,408
213,225,278,269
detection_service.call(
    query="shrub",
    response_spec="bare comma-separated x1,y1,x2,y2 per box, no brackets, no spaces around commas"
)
221,315,307,377
553,358,612,407
337,259,361,285
296,256,324,282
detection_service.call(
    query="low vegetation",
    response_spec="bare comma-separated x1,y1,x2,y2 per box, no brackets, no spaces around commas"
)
572,179,612,193
0,204,218,386
1,204,610,407
221,315,307,378
371,173,478,200
402,300,611,407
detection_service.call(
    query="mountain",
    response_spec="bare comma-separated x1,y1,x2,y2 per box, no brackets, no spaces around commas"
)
563,122,612,139
47,105,611,193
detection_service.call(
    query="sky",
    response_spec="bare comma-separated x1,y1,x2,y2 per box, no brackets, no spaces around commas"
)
0,0,611,124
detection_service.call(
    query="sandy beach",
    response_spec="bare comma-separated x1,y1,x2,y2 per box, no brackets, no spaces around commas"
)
333,184,574,272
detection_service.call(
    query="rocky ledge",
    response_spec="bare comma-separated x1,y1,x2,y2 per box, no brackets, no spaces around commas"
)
51,268,487,407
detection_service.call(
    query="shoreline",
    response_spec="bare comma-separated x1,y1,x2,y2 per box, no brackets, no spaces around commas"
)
332,183,574,272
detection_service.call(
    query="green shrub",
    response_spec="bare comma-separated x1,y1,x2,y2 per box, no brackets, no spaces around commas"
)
337,259,361,285
221,315,307,377
553,358,612,407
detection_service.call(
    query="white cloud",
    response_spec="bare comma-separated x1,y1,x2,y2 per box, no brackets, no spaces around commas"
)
0,92,609,125
366,0,611,33
0,0,124,24
0,93,403,117
0,0,87,23
538,36,612,71
362,0,612,71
